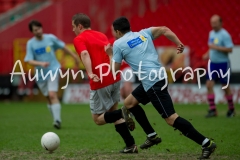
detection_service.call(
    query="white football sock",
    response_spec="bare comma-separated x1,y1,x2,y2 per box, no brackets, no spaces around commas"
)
202,138,210,146
147,132,157,137
47,104,53,116
51,103,61,122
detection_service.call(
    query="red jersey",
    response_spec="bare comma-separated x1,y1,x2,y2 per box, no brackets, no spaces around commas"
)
109,37,131,71
74,30,120,90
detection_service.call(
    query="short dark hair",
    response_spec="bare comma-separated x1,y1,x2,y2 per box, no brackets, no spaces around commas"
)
28,20,42,32
113,17,131,34
72,13,91,28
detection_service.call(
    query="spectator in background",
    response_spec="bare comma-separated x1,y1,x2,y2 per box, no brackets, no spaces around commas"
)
109,25,135,100
24,20,80,129
203,15,235,118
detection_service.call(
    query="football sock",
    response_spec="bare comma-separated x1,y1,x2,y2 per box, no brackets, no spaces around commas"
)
147,132,157,138
173,117,206,145
202,138,210,147
225,94,234,110
51,103,61,122
47,104,53,116
128,105,156,135
104,109,122,123
207,94,216,111
115,122,135,147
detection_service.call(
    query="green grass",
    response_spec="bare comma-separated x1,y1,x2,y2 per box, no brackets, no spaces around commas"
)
0,102,240,160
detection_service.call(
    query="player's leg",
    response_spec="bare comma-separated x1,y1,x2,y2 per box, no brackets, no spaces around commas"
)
91,82,137,153
223,86,235,117
219,61,235,117
124,84,161,149
91,108,137,153
36,80,55,126
109,82,138,153
147,80,216,159
206,80,217,117
47,76,61,129
109,103,137,153
90,82,124,125
96,81,135,131
205,61,218,117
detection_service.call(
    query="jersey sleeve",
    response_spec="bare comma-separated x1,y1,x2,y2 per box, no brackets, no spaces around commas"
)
50,34,65,49
73,37,87,55
140,27,154,40
223,32,234,48
112,43,123,63
208,31,213,44
24,41,34,62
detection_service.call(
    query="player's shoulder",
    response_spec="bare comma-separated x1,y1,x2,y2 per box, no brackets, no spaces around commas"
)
221,28,231,36
44,33,57,39
113,38,122,48
209,30,214,35
73,33,85,43
27,36,36,44
139,27,150,33
92,30,108,39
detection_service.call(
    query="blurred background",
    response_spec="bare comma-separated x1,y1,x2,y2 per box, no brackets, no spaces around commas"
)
0,0,239,104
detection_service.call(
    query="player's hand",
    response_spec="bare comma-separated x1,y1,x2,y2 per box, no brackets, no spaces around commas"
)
202,53,209,60
208,44,218,50
177,43,184,54
41,62,49,68
89,73,100,82
104,43,113,56
74,56,80,67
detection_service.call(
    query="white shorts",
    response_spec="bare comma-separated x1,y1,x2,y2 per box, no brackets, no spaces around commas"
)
36,75,59,96
89,81,120,114
120,68,135,88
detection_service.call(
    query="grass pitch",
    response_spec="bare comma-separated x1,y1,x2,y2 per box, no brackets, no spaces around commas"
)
0,102,240,160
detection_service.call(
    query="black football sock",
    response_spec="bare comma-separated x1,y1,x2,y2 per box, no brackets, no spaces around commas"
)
202,139,211,147
115,122,135,147
104,109,122,123
173,117,206,145
128,105,156,136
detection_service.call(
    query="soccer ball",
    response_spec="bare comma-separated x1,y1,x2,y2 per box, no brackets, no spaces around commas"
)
41,132,60,152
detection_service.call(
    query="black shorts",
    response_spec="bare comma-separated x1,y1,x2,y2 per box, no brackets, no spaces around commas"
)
132,80,175,118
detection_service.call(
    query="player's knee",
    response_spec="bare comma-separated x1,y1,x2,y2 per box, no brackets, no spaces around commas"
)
124,94,138,109
165,118,174,126
93,119,101,125
93,118,104,126
165,113,178,126
124,101,135,109
48,92,57,100
206,81,214,89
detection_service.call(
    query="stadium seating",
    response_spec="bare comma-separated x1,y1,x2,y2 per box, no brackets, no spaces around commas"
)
0,0,25,13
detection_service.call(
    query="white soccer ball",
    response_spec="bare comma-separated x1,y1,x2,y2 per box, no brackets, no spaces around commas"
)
41,132,60,152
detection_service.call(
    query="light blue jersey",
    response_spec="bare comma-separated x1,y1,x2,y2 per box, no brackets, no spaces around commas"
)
24,34,65,81
208,28,234,63
113,28,165,91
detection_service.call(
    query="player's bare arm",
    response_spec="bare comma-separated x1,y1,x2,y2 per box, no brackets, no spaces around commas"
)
27,60,49,68
202,50,209,60
208,44,232,53
151,27,184,53
80,50,100,82
62,46,80,65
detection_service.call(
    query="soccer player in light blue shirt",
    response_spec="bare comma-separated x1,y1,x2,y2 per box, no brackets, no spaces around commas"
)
105,17,216,158
24,20,79,129
203,15,235,118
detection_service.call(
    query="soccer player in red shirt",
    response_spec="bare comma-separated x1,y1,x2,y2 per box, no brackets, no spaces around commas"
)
72,13,137,153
